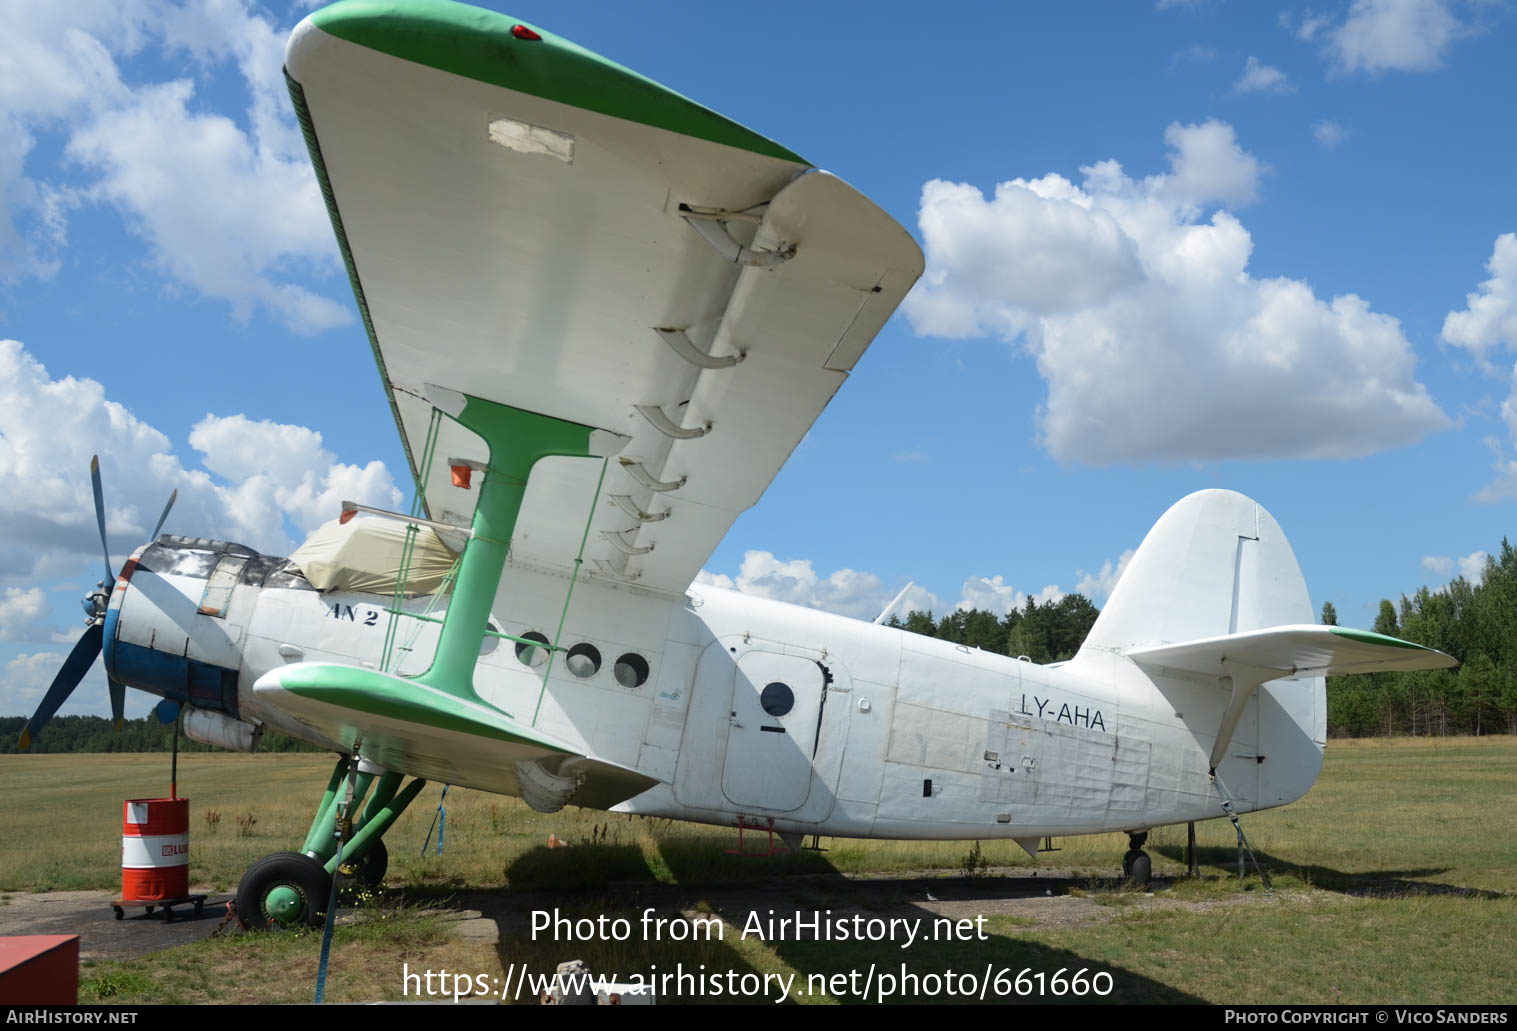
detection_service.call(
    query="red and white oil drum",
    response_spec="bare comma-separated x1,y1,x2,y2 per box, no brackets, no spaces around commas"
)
121,798,189,902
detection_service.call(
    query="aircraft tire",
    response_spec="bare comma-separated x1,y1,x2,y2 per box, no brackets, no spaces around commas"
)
1124,850,1152,889
236,851,331,930
341,838,388,888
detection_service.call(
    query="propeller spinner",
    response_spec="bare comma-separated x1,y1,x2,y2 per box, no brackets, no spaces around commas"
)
17,457,176,750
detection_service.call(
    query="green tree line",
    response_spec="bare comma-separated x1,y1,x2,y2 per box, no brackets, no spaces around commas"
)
0,715,323,754
1322,539,1517,738
886,544,1517,739
886,593,1102,665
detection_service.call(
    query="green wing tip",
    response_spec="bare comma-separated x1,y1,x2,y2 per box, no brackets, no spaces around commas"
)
1328,626,1427,650
17,729,30,751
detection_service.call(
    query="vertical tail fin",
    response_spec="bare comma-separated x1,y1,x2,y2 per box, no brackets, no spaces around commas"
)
1079,489,1325,811
1080,489,1313,655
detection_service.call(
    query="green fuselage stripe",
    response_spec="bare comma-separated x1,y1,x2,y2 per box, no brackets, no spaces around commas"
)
308,0,807,164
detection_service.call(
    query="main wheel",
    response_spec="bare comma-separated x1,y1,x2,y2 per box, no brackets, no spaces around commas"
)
1125,850,1152,889
236,851,332,929
338,838,388,889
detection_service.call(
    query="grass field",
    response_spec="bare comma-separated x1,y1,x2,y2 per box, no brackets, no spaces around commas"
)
3,736,1513,1005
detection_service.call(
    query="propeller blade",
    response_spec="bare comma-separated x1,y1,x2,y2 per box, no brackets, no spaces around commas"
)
109,675,126,733
90,456,112,585
149,489,178,542
18,622,103,751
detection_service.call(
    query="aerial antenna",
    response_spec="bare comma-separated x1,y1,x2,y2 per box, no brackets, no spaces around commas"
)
873,581,915,625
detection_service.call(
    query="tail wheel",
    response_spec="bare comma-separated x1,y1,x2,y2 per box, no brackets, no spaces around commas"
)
338,838,388,888
236,851,331,929
1124,850,1152,889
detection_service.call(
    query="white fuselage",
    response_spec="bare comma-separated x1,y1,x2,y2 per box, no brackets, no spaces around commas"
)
112,541,1326,845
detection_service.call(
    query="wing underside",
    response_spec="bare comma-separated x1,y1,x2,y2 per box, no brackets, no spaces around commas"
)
286,2,924,598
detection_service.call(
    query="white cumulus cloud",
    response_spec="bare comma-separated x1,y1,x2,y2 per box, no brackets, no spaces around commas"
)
956,575,1063,616
1443,233,1517,368
1313,120,1351,148
1234,57,1294,93
1442,235,1517,501
696,552,1133,623
0,587,55,642
0,0,349,331
695,552,945,621
1283,10,1335,42
1420,555,1454,577
1075,549,1137,602
903,120,1451,465
2,651,104,721
0,340,400,591
1158,120,1268,209
1294,0,1483,75
1420,550,1488,587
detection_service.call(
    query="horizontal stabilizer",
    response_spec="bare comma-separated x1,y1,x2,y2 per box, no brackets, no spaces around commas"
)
1126,625,1457,680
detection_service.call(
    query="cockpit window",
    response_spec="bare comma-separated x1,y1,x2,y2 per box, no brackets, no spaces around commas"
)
198,555,248,618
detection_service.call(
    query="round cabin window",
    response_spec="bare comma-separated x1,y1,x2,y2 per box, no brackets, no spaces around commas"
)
514,630,551,669
760,682,794,717
613,652,650,689
565,643,601,679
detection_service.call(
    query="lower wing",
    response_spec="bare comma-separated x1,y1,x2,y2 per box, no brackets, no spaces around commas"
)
256,662,656,811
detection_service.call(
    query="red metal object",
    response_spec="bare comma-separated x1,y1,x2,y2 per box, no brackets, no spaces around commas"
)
511,24,541,41
724,815,788,857
121,797,189,902
0,936,78,1004
451,463,473,489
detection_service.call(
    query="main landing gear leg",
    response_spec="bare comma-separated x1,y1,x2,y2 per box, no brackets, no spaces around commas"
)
235,756,427,928
1122,830,1151,888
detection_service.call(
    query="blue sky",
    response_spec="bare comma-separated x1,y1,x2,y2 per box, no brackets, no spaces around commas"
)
3,0,1515,717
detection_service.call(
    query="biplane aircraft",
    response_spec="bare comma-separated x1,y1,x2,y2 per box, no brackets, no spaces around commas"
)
21,0,1456,926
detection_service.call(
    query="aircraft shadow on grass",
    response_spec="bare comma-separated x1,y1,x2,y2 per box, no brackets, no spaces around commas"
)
472,839,1208,1004
1152,844,1511,900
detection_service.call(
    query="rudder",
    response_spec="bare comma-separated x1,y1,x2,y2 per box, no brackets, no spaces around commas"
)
1080,489,1314,655
1079,489,1326,812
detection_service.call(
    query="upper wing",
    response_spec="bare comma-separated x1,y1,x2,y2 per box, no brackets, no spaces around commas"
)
1125,625,1457,679
286,1,923,598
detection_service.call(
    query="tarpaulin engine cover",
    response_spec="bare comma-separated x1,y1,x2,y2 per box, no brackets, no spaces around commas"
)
288,515,460,596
